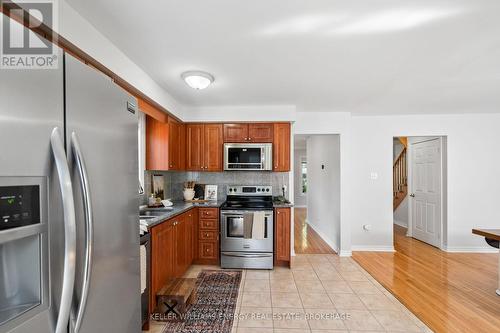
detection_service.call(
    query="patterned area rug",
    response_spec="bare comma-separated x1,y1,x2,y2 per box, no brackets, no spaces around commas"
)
162,270,242,333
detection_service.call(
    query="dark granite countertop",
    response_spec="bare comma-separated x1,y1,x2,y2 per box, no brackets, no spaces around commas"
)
273,202,294,208
141,200,224,230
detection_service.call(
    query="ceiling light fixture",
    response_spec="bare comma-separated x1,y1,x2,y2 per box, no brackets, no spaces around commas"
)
181,71,214,90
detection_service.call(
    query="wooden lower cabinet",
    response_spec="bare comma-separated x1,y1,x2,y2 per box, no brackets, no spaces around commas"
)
150,207,220,312
198,242,217,259
194,208,219,265
275,207,291,266
150,219,176,311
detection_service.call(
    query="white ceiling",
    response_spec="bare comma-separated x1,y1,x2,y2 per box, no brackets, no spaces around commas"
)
67,0,500,115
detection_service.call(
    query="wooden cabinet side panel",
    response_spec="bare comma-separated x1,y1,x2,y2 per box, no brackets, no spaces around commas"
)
146,115,168,170
179,123,186,170
168,117,186,170
168,120,178,170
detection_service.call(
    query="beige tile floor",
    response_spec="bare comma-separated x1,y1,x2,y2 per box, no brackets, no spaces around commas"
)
145,254,433,333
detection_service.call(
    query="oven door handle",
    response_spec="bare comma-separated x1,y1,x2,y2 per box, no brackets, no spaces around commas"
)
221,211,274,215
223,252,272,258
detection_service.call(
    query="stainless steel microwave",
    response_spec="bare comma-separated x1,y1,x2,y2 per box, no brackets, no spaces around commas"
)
224,143,273,171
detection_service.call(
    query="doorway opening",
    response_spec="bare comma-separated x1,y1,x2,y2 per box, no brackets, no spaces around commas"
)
293,134,340,254
393,136,447,250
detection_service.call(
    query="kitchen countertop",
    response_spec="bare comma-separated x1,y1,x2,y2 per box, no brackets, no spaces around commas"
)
273,202,294,208
142,200,294,230
142,201,224,229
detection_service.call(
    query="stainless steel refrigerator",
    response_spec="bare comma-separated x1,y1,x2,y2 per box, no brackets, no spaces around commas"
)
0,17,141,333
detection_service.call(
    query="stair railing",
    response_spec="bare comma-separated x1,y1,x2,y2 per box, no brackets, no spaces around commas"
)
393,147,407,210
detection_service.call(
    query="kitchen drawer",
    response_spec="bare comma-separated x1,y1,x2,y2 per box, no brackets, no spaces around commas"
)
199,219,218,230
199,208,218,219
199,242,217,259
199,230,218,241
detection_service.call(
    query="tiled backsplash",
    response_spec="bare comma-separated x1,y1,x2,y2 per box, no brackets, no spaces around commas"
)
142,170,290,203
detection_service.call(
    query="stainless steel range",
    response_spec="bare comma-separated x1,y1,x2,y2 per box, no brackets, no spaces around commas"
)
220,186,274,269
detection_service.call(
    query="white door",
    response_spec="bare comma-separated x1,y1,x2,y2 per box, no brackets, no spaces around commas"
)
410,138,441,247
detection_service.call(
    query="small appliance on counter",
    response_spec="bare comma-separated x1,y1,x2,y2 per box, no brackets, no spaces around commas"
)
183,181,195,201
220,185,274,269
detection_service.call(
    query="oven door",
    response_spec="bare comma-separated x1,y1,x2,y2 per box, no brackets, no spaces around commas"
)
224,143,272,170
220,210,273,252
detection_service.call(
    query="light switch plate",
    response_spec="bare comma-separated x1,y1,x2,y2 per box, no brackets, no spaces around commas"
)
370,172,378,180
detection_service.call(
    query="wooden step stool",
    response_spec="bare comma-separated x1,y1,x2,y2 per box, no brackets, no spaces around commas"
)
155,278,197,321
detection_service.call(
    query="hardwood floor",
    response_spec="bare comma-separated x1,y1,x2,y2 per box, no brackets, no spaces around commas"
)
294,208,335,254
353,224,500,333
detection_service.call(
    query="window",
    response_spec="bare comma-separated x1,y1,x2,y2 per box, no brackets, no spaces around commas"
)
301,159,307,194
138,112,146,192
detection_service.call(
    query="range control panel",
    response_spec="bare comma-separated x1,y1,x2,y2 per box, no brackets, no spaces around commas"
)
0,185,40,230
226,185,272,196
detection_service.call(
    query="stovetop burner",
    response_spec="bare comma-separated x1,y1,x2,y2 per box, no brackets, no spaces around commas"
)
221,185,273,210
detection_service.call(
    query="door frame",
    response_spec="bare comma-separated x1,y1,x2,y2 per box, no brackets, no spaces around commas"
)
407,136,447,250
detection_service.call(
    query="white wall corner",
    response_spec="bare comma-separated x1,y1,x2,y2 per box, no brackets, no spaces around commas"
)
307,221,340,253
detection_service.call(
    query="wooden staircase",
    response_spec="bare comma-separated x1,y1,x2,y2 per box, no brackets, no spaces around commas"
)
393,140,408,211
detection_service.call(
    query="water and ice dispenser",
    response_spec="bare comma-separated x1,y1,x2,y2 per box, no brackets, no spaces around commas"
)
0,182,46,326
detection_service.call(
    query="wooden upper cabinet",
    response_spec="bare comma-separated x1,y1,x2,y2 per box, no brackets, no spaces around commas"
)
224,123,274,143
223,124,248,142
273,123,291,171
145,115,168,170
167,117,185,170
204,124,223,171
186,124,204,170
248,123,273,142
275,207,291,262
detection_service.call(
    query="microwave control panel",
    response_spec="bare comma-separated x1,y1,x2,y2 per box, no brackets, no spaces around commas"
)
0,185,40,230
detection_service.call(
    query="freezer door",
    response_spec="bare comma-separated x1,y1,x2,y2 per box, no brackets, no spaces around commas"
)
64,54,141,333
0,16,67,333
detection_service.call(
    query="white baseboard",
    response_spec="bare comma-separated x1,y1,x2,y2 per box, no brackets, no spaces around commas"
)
351,245,396,252
443,246,498,253
306,221,340,253
393,220,408,228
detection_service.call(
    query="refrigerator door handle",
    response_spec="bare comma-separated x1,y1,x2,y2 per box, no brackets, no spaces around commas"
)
70,131,94,333
51,127,77,333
